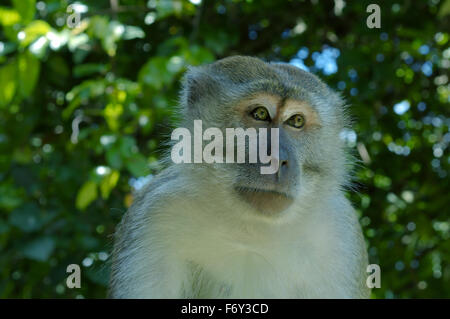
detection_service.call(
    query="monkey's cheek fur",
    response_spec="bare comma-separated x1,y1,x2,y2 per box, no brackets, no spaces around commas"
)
235,188,294,215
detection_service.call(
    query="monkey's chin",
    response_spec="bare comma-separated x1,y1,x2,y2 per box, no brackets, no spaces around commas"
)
234,187,294,216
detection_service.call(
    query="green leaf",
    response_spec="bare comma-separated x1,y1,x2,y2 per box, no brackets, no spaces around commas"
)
138,57,174,89
438,0,450,18
76,181,98,211
22,237,55,262
0,61,17,108
155,0,190,20
104,103,123,131
9,203,56,232
88,19,127,57
100,170,120,199
63,79,106,118
73,63,108,78
0,7,21,26
68,33,90,52
12,0,36,23
126,154,149,177
28,35,49,58
119,136,137,156
0,183,24,211
89,16,109,39
123,26,145,40
17,51,40,97
20,20,51,47
9,203,41,232
106,145,123,169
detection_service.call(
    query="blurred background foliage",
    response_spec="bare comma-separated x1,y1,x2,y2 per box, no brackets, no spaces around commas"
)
0,0,449,298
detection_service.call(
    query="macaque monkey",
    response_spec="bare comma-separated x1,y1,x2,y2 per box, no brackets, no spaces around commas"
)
109,56,370,298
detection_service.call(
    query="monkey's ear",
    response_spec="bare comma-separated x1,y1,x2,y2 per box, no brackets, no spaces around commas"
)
181,65,222,108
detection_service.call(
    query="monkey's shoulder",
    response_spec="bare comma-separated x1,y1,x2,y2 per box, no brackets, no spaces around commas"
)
130,166,186,207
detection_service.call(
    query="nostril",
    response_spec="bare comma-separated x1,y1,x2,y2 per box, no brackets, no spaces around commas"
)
277,160,288,179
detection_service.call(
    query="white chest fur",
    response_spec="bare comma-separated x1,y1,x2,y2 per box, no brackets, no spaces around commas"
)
167,203,354,298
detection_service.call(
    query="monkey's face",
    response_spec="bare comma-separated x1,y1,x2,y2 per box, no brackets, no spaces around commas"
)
227,92,324,216
181,56,348,217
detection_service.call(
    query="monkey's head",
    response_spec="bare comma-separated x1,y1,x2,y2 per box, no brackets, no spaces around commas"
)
179,56,350,217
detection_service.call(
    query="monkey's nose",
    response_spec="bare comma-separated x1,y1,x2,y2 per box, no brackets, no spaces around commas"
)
277,160,288,179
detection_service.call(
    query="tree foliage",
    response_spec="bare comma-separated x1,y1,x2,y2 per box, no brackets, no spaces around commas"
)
0,0,449,298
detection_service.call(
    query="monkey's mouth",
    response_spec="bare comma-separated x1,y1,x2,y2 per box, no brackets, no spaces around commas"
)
234,186,294,215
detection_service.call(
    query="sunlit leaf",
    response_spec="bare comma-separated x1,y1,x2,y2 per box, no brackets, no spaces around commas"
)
17,51,40,97
123,26,145,40
20,20,52,47
0,7,21,26
100,170,120,199
104,103,123,131
438,0,450,18
76,181,98,210
63,79,106,118
0,61,17,108
12,0,36,23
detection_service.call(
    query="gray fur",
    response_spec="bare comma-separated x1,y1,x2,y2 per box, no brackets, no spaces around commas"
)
109,56,370,299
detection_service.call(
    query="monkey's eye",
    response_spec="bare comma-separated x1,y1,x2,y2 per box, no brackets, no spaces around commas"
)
286,114,305,129
251,106,270,121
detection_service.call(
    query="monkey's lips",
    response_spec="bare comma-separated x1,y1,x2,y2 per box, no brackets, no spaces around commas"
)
235,187,294,215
